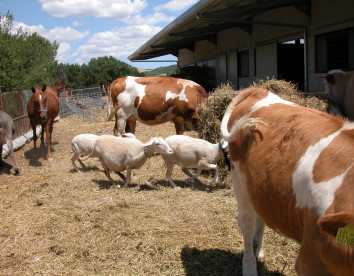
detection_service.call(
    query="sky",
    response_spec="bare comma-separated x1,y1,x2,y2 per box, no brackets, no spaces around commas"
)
0,0,199,69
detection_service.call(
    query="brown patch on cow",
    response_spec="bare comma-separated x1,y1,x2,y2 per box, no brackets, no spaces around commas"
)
110,77,127,105
134,96,140,108
313,128,354,183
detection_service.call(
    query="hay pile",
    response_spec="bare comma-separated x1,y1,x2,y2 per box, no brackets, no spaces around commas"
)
197,78,328,181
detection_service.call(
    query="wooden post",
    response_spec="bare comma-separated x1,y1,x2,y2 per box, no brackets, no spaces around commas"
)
19,86,25,115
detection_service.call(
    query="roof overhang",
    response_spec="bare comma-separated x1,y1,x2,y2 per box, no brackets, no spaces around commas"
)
128,0,310,61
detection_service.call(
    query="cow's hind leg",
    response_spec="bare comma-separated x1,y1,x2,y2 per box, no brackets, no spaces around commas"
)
231,168,258,276
253,214,265,259
125,116,136,134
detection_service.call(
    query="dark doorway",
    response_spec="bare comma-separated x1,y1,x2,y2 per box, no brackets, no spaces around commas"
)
278,39,304,91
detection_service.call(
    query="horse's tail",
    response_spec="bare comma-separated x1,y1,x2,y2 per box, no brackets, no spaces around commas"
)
54,70,67,91
107,101,125,121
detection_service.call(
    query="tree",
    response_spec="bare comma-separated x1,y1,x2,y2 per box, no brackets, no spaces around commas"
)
0,11,59,92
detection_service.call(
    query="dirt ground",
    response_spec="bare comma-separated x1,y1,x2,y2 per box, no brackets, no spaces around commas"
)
0,114,299,276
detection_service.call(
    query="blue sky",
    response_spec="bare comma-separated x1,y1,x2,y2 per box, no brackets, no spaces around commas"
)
0,0,199,69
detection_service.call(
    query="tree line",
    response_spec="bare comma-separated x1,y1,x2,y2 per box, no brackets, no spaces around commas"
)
0,11,143,92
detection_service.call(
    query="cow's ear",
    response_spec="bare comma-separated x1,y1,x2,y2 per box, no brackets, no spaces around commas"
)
318,212,354,237
31,87,36,93
42,84,47,92
325,74,336,85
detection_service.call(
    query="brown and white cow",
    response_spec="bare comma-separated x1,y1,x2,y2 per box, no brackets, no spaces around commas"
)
108,76,207,136
220,87,354,276
323,69,354,120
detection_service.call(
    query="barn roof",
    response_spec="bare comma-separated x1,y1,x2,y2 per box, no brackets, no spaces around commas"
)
128,0,310,61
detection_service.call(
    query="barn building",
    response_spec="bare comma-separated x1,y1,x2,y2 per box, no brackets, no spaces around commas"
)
128,0,354,92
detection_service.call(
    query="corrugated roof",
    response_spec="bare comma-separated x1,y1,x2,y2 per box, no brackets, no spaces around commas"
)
128,0,310,61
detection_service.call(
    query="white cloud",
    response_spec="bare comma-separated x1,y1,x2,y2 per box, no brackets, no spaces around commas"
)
122,12,175,25
75,25,161,63
56,42,75,63
154,0,198,12
73,20,86,27
39,0,147,20
12,21,89,43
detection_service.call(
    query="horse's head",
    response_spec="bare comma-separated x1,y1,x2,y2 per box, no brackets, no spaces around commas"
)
31,84,48,122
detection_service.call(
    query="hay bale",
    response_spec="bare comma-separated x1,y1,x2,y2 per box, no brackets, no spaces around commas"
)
197,78,328,182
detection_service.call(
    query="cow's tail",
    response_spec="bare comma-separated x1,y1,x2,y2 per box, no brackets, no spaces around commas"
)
107,84,112,116
221,111,267,142
107,101,125,121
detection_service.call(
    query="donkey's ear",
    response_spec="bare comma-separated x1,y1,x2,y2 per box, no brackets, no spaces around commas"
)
41,84,47,92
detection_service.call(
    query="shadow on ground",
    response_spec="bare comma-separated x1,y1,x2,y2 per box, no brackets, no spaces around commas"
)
181,247,285,276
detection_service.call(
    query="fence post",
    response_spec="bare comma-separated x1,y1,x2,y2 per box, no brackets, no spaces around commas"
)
19,86,25,115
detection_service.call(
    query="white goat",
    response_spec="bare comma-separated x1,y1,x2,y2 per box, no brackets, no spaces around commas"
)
0,110,19,175
92,135,173,187
71,134,99,172
71,133,136,172
161,135,229,188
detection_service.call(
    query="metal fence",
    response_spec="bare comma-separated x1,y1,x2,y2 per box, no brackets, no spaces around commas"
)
0,86,109,140
59,86,108,122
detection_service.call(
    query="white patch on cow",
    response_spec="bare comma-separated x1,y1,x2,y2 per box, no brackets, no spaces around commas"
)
251,91,295,114
165,91,179,101
292,122,354,217
117,76,146,116
176,79,196,88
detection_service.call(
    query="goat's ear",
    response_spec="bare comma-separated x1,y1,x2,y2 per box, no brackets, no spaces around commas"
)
144,139,154,147
325,74,335,85
31,87,36,93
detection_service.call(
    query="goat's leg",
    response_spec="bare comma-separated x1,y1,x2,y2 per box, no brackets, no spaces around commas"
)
77,153,87,168
181,167,193,177
6,139,19,175
165,160,178,188
104,167,114,183
185,169,202,183
71,154,81,173
122,167,131,187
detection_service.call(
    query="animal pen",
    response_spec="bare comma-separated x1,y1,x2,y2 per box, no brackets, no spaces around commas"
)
0,86,108,157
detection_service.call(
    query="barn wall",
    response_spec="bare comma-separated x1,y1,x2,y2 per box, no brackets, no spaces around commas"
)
178,48,194,67
307,0,354,92
176,0,354,92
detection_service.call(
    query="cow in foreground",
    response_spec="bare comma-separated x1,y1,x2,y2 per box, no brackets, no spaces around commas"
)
322,69,354,120
0,110,19,174
27,71,66,161
220,87,354,276
108,76,207,136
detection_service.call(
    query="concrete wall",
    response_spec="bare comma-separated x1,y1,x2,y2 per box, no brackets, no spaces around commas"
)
177,0,354,92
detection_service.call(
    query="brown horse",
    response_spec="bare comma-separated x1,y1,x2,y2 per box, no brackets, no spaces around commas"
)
27,71,66,161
